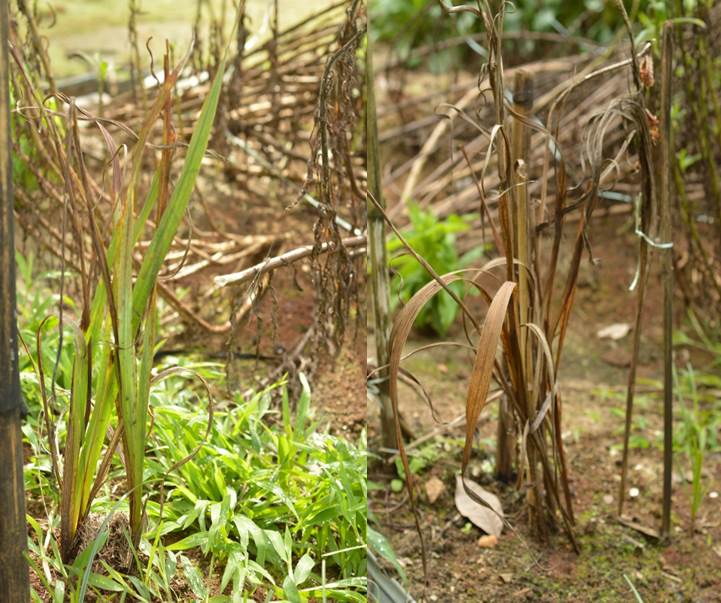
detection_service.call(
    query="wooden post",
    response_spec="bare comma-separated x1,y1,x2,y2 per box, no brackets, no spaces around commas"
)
496,71,533,483
512,69,547,537
511,70,533,363
0,0,31,600
659,22,674,540
366,33,395,449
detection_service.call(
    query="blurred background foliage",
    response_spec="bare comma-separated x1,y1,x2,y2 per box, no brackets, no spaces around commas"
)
370,0,663,71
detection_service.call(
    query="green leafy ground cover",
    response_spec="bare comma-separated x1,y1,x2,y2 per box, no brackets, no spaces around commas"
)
18,255,368,602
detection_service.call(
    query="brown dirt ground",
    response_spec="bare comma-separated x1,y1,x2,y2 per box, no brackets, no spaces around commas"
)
369,213,721,602
158,165,366,434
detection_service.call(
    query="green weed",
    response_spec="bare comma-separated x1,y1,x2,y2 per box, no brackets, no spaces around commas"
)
674,364,720,524
387,203,482,336
143,376,367,601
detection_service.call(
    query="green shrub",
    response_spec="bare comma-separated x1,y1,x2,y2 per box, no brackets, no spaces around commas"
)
387,203,482,336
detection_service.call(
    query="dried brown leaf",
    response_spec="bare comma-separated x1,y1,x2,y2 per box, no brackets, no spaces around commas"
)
455,475,504,537
461,281,516,472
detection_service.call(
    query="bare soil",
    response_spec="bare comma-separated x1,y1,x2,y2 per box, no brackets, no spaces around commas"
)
152,165,366,434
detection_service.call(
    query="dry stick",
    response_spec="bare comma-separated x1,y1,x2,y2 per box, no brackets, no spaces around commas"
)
128,0,143,106
496,382,516,483
659,23,674,541
16,0,56,93
618,273,651,515
168,241,272,282
460,147,504,254
367,39,396,449
269,0,280,133
213,235,366,289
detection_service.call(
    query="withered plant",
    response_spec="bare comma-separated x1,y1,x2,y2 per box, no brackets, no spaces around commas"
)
212,1,367,396
303,0,366,353
370,0,679,573
376,0,584,561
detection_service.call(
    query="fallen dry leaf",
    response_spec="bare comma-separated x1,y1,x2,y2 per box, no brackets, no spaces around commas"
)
597,323,632,340
454,475,504,536
424,476,446,504
477,534,498,548
499,573,513,584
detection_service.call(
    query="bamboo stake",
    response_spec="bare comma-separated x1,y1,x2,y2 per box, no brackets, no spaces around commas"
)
659,22,674,540
511,70,533,379
367,35,396,448
513,70,546,534
618,240,650,519
495,393,515,482
0,0,30,597
495,71,532,483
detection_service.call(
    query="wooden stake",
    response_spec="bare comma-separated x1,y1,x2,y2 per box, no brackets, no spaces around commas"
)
0,0,30,598
495,72,533,486
366,32,395,448
659,22,674,541
511,70,533,359
513,70,546,538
